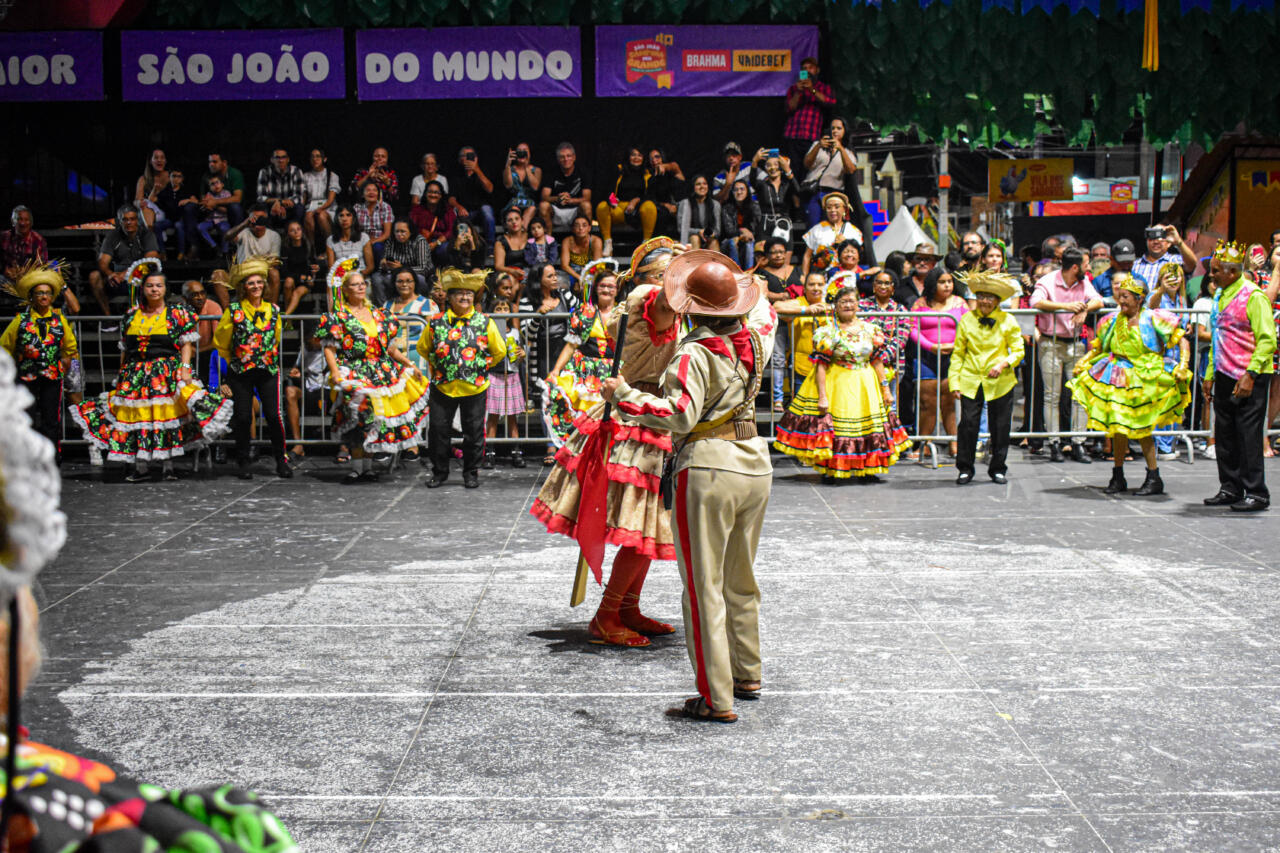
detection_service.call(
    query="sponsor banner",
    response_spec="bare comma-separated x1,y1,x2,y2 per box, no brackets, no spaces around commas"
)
988,158,1074,202
595,25,818,97
0,31,103,101
1236,159,1280,246
357,28,581,100
121,29,345,101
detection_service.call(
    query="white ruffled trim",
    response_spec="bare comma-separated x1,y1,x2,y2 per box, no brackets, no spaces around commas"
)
563,332,583,347
321,340,342,350
0,351,67,592
177,331,200,345
195,390,234,441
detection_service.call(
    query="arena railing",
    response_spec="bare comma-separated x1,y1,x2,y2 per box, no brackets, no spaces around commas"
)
17,306,1277,462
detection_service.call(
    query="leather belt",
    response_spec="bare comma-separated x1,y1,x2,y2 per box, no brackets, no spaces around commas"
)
687,420,758,443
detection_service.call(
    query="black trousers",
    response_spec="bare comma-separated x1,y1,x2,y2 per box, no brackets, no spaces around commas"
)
21,376,62,455
428,386,487,478
1213,373,1270,500
227,367,286,463
956,385,1015,477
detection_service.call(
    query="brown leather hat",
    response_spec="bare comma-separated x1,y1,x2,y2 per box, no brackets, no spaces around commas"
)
663,249,760,317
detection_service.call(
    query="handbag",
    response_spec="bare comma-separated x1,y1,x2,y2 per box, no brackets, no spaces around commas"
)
800,145,841,196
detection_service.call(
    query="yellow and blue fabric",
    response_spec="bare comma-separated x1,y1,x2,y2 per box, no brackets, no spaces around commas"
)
1068,308,1191,439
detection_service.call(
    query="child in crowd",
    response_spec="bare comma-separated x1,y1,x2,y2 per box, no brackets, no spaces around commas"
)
197,176,233,251
523,218,560,267
483,270,529,468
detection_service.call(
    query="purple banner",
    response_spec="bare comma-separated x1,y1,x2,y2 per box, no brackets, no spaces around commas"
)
357,28,581,100
121,29,345,101
0,31,103,101
595,26,818,98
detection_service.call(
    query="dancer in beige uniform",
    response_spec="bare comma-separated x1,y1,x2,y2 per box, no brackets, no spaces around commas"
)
603,250,776,723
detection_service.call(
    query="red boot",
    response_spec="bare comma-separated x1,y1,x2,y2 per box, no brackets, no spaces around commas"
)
589,587,649,647
615,548,675,636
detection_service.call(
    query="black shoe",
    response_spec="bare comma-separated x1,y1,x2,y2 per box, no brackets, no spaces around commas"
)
1133,469,1163,496
358,470,380,483
1230,495,1270,512
1204,490,1243,506
275,459,294,479
426,474,448,488
463,472,480,489
1048,442,1064,463
236,465,253,481
341,471,362,485
1103,468,1128,494
511,450,527,469
990,472,1007,485
956,471,974,485
1068,444,1092,464
482,451,496,470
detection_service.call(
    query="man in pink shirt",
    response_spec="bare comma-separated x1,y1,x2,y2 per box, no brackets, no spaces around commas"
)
1030,247,1103,463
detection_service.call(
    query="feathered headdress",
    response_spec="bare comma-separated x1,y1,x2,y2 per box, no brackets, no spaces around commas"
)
2,259,66,303
125,258,163,305
578,258,619,303
228,254,280,297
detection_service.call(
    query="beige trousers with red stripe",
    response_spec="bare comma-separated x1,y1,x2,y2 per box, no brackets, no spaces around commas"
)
672,466,772,712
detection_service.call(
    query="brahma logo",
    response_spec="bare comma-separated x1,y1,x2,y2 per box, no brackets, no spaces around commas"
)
625,36,672,88
682,50,729,71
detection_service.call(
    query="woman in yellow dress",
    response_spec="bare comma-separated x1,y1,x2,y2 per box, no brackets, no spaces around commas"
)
1068,272,1191,496
315,267,429,483
775,286,909,482
541,259,619,446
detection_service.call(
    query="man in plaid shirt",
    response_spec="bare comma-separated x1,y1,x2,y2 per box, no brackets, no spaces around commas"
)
256,148,305,229
783,57,837,165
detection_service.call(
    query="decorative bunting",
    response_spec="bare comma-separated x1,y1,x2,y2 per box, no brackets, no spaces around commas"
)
1179,0,1211,11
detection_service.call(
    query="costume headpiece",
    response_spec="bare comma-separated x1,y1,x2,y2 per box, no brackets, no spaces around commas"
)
955,269,1018,304
1157,261,1184,283
1111,272,1144,297
1212,240,1246,266
825,270,860,302
125,258,163,305
618,236,676,287
327,255,362,306
228,255,280,296
662,249,759,317
2,259,65,303
822,191,851,214
579,258,619,303
438,267,487,294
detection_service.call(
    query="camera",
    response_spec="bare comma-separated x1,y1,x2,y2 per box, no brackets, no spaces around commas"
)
464,153,476,162
515,150,528,161
764,148,780,158
1144,226,1170,240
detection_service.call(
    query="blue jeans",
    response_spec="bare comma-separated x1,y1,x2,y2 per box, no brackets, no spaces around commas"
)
1155,424,1175,453
724,236,754,269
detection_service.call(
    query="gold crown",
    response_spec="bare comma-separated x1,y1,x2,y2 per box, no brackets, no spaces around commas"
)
1212,240,1247,265
1111,272,1144,296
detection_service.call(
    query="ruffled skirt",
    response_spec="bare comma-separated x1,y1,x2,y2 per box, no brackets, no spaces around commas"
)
541,351,611,447
70,355,232,462
774,362,910,478
529,400,675,560
331,356,430,453
1068,354,1191,439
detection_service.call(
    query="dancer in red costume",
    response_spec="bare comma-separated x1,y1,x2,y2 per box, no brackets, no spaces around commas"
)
531,239,777,647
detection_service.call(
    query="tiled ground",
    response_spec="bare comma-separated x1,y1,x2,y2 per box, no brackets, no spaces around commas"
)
25,449,1280,852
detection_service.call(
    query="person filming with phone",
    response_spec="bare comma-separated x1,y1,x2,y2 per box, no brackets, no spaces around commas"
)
1132,223,1196,289
783,57,836,166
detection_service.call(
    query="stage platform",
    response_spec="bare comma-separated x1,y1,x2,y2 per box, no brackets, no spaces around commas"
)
24,450,1280,852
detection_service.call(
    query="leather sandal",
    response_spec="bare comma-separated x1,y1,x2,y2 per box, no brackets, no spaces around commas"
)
619,593,675,636
733,679,762,701
587,615,650,648
666,696,736,724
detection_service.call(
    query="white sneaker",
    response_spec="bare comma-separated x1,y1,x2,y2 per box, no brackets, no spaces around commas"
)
1157,450,1179,461
602,238,613,258
1203,445,1217,460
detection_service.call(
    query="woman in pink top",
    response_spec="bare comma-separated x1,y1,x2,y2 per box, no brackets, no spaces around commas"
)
910,266,969,458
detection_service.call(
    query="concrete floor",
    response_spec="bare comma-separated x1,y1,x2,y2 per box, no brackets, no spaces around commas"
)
23,448,1280,852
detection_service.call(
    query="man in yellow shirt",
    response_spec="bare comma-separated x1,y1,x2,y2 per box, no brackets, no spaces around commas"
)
417,268,522,489
949,271,1024,485
1,262,78,458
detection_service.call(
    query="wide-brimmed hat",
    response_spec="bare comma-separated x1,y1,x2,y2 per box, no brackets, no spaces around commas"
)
956,270,1017,303
910,242,940,261
4,260,65,302
618,236,677,287
439,268,488,293
228,255,279,296
662,250,759,317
